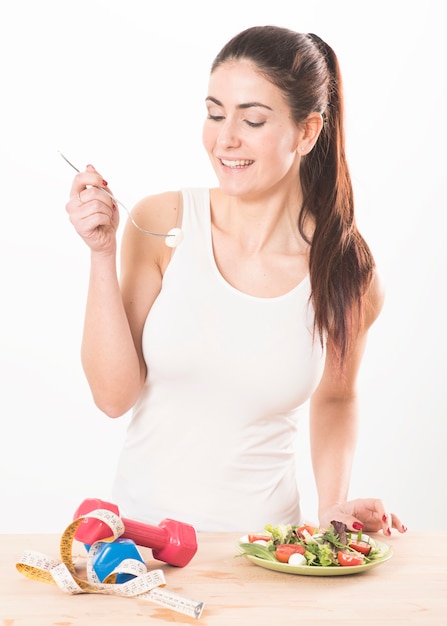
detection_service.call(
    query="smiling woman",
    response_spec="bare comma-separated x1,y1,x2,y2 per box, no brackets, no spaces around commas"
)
60,23,408,537
1,0,445,536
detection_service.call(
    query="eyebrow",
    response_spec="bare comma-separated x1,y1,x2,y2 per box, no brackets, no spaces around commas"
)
205,96,273,111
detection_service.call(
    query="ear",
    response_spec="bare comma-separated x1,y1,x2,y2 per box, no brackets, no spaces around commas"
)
297,112,324,155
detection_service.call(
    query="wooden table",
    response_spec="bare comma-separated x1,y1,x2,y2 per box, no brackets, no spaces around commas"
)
1,531,446,625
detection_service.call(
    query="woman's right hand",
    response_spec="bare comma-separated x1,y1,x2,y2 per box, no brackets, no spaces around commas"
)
65,164,120,254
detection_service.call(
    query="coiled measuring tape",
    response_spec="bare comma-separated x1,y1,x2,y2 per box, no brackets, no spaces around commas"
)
16,509,204,619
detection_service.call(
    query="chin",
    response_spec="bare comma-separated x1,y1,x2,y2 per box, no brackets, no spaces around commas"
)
215,176,255,198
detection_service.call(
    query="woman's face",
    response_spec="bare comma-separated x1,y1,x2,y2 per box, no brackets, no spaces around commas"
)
202,60,302,199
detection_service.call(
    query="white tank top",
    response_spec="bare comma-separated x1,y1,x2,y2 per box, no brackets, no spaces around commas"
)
112,188,326,531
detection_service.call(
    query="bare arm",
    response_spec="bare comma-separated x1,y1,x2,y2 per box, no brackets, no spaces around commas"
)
66,166,179,417
309,271,405,534
81,249,144,417
310,332,366,520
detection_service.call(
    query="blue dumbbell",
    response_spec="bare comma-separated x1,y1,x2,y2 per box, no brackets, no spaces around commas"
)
90,537,146,583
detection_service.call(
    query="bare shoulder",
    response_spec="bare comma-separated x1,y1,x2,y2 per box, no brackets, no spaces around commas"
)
364,267,386,330
312,269,385,401
121,190,182,273
131,190,183,234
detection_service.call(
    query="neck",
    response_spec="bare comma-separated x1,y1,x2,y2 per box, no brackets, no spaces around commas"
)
210,187,307,255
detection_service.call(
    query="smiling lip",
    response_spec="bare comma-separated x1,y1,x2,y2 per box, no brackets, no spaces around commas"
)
219,158,254,168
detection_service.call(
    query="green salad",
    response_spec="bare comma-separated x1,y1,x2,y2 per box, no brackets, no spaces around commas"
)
239,521,388,567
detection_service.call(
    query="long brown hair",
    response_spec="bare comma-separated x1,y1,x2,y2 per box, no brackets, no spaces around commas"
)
212,26,375,367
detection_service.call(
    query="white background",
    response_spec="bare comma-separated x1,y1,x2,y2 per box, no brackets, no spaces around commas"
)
0,0,445,533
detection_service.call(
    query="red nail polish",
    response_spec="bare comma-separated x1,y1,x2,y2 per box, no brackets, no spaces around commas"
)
352,522,364,531
402,525,408,533
382,514,388,522
102,179,108,186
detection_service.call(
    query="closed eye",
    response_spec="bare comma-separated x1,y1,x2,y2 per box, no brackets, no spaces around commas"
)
207,114,225,122
245,120,266,128
207,114,265,128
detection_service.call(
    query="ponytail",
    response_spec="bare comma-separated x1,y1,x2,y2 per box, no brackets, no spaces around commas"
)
299,34,375,366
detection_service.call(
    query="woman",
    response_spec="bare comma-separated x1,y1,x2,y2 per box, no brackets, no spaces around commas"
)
65,26,406,534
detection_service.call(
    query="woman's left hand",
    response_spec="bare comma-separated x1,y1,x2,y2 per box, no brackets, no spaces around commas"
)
319,498,407,536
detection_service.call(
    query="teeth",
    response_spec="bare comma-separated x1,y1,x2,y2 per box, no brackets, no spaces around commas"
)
221,159,253,168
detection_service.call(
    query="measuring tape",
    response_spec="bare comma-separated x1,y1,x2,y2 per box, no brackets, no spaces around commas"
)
16,509,204,619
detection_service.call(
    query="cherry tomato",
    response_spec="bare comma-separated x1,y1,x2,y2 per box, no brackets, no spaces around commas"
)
275,544,306,563
337,551,364,566
296,525,317,538
349,540,371,556
248,534,271,543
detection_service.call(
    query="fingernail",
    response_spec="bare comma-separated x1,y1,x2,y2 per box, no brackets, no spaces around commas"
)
102,179,108,186
382,514,388,522
402,525,408,533
386,527,392,536
112,203,117,212
352,522,364,531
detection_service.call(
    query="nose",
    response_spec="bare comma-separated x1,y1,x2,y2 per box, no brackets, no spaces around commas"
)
216,118,242,149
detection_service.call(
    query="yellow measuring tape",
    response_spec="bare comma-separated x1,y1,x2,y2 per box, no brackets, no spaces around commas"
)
16,509,204,619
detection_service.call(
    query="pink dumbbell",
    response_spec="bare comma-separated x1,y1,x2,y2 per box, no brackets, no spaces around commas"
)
73,498,198,567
